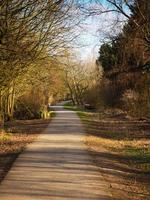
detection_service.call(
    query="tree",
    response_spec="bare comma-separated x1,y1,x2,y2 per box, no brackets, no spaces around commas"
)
95,0,150,115
78,0,150,53
98,42,118,72
0,0,79,124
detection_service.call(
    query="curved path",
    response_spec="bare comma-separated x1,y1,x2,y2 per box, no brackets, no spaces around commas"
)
0,103,112,200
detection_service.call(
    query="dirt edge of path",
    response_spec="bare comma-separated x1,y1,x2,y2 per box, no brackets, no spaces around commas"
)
0,119,51,184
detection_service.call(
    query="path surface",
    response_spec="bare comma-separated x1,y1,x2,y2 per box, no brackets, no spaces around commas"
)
0,103,112,200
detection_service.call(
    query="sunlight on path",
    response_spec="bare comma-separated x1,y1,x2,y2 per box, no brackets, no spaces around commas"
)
0,104,112,200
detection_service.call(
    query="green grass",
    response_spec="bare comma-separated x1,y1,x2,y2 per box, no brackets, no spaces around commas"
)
63,102,85,112
49,111,56,118
86,134,150,171
64,105,82,111
123,146,150,170
77,111,96,121
78,111,150,171
63,102,96,118
64,104,95,122
64,102,150,170
63,101,72,107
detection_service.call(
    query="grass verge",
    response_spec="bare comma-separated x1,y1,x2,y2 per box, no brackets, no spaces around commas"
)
86,135,150,170
64,103,150,170
64,102,85,112
78,110,150,200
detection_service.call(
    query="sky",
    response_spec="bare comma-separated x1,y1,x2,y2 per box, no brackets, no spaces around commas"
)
76,17,100,61
74,1,128,63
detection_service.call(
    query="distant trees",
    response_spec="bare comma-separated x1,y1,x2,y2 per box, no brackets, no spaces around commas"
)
62,60,98,106
63,63,88,105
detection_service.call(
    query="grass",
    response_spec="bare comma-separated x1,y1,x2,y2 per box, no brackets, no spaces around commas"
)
86,135,150,170
63,102,96,117
49,111,56,118
75,109,150,171
79,110,150,199
63,103,150,170
77,111,92,118
123,146,150,170
64,102,85,112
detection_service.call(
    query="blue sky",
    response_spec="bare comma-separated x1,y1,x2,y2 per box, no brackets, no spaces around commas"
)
76,14,125,62
74,0,129,62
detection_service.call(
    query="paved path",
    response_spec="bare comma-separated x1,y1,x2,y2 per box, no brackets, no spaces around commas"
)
0,103,112,200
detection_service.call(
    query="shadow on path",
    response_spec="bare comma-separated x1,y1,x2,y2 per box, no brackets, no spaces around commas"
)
0,104,113,200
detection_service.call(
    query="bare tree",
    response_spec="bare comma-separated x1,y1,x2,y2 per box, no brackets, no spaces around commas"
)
0,0,80,123
62,58,96,105
78,0,150,49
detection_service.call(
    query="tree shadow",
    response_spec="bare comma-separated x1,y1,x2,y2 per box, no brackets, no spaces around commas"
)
83,119,150,140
